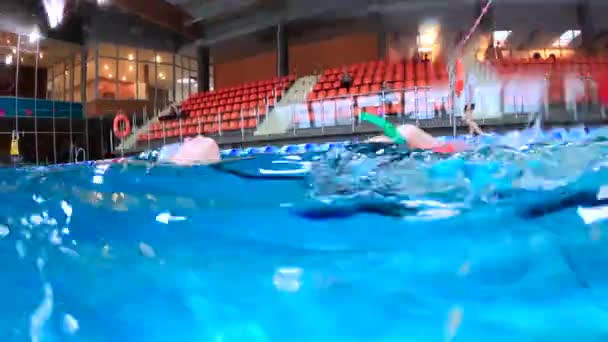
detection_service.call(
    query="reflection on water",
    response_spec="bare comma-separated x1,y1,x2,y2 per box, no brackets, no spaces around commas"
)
1,137,608,341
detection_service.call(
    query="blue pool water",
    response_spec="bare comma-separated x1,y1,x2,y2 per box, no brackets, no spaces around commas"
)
3,128,608,341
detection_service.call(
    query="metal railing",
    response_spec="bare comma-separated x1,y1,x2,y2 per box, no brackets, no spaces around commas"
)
129,73,606,151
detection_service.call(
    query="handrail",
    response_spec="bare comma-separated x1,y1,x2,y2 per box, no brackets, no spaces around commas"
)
306,86,433,103
75,147,86,163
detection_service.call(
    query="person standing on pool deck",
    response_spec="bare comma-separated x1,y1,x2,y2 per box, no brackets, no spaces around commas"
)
462,60,484,136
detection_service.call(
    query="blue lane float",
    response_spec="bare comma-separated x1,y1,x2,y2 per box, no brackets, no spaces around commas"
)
217,126,607,157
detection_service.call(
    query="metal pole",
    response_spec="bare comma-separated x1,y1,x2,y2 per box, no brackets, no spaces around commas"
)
70,54,75,162
15,35,21,134
424,87,429,121
240,107,244,140
292,103,296,136
218,111,222,136
179,117,183,142
451,91,457,138
109,130,114,153
162,121,166,145
350,97,355,132
85,117,89,161
414,87,420,126
34,39,39,165
99,118,104,158
320,100,325,132
153,53,159,121
52,101,57,164
145,106,151,151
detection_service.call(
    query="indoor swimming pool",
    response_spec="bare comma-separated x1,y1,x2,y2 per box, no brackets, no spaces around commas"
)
1,126,608,341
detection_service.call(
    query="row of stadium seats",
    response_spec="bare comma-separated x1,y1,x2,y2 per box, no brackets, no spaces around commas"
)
138,75,295,140
136,56,608,143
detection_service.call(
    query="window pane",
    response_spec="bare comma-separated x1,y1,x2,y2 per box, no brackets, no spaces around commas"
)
137,61,153,100
98,58,117,99
54,62,65,101
138,48,155,62
65,60,73,101
156,63,173,108
155,51,172,65
74,61,82,88
85,59,95,100
190,70,198,95
118,60,136,99
118,45,136,61
99,43,117,57
209,65,214,91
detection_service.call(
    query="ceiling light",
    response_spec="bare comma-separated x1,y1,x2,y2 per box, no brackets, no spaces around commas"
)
128,65,133,71
177,78,197,84
11,48,16,54
493,30,511,46
4,55,13,65
43,0,66,29
419,33,436,46
552,30,581,47
128,53,134,61
39,53,44,59
155,55,161,63
104,64,108,70
29,27,42,43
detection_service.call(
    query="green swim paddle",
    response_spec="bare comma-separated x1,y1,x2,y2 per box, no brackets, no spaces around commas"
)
359,112,406,145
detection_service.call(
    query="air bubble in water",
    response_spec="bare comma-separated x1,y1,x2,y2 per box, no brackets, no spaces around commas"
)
49,229,62,245
272,267,303,292
0,224,9,238
32,194,46,203
30,215,43,226
15,241,25,258
62,314,79,335
29,283,53,342
36,257,45,271
139,242,156,258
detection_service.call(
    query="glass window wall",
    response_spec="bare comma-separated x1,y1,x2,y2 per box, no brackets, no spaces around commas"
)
45,43,200,109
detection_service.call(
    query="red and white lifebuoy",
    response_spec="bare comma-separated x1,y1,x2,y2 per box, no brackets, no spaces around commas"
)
113,112,131,139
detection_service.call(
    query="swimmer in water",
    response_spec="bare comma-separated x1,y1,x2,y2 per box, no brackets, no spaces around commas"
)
367,124,468,153
168,124,467,165
167,135,221,165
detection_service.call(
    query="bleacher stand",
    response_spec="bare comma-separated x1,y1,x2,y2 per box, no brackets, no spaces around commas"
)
139,54,608,142
138,75,295,141
303,59,450,128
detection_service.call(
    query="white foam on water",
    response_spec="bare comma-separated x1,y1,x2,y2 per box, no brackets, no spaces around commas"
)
29,283,53,342
0,224,9,238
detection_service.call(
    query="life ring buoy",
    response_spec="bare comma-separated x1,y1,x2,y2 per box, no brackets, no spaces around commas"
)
455,59,465,97
113,113,131,139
